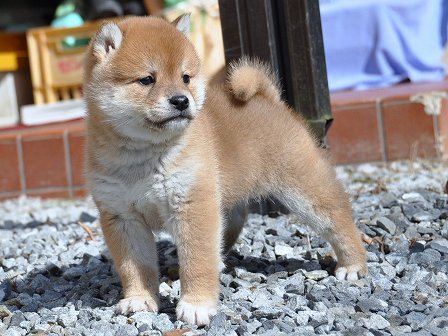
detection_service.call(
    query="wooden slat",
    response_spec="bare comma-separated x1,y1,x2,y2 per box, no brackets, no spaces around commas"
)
26,20,103,104
72,87,81,99
60,88,71,101
26,30,44,104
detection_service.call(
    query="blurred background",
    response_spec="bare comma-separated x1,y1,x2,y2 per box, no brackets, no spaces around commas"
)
0,0,447,200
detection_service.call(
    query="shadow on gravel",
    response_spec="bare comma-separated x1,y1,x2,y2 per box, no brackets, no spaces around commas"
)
1,238,192,321
2,250,121,312
3,235,335,318
224,250,337,277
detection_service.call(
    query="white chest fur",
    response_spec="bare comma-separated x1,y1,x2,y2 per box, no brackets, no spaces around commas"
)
89,142,198,230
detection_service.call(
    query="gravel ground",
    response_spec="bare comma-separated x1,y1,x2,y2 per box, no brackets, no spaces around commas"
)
1,160,448,336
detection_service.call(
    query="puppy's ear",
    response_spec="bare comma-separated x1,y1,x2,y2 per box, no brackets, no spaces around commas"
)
92,23,123,61
172,14,191,37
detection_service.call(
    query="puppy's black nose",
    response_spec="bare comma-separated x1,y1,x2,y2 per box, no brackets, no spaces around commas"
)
169,95,189,111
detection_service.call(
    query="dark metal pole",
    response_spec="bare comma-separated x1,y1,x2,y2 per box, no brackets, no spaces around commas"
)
218,0,332,214
275,0,333,139
218,0,332,139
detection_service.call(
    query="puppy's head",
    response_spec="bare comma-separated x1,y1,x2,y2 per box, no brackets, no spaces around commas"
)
84,15,205,143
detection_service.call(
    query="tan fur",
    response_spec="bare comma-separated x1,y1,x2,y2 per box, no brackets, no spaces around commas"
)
84,15,367,326
227,57,281,103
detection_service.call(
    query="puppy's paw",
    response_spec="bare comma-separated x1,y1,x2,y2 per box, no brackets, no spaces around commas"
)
176,299,217,326
335,263,367,281
116,296,159,315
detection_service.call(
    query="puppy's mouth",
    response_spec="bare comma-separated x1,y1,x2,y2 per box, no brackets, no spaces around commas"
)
144,112,193,129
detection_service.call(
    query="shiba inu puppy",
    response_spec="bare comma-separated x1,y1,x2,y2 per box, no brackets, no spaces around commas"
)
84,15,367,326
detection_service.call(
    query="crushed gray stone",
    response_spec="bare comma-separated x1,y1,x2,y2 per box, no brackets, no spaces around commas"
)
0,160,447,335
429,239,448,254
362,313,390,330
376,216,397,235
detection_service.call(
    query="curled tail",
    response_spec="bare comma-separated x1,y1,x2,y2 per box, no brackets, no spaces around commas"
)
227,57,281,103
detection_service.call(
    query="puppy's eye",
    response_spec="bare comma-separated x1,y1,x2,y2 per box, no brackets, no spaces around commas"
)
139,76,155,86
182,74,190,84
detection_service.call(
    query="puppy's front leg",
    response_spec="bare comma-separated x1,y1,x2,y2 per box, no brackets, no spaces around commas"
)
100,212,160,313
173,189,222,326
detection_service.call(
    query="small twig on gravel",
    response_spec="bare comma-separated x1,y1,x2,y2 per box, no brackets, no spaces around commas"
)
409,142,419,170
44,323,58,335
163,328,192,336
409,236,433,248
306,234,312,251
362,233,374,245
44,217,57,226
372,178,388,194
362,234,385,253
78,221,95,241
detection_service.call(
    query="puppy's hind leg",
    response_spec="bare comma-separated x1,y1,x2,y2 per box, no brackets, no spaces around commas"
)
274,186,367,281
223,202,248,254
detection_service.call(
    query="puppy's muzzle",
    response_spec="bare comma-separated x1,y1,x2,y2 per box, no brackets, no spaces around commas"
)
145,108,193,129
